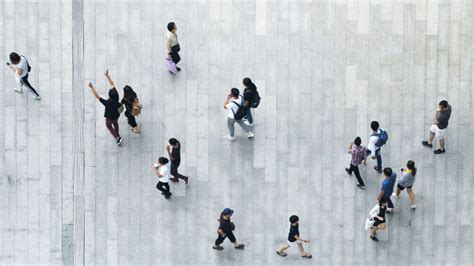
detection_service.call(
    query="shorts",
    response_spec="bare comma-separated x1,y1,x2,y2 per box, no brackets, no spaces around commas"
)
287,240,302,247
430,125,447,139
397,184,412,191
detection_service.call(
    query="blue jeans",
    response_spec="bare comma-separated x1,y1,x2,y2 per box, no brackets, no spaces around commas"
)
245,102,258,124
375,149,382,170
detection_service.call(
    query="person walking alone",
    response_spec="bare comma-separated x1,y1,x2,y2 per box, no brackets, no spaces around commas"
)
154,157,172,199
345,137,368,189
276,215,312,258
422,100,452,154
87,70,123,145
121,85,141,134
212,208,245,250
165,22,181,72
224,88,254,140
393,160,417,209
166,138,189,185
7,52,41,100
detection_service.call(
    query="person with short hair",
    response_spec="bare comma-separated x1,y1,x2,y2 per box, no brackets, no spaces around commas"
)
7,52,41,100
87,70,123,146
422,100,452,154
224,88,254,140
165,22,181,72
367,121,386,173
345,136,368,189
377,167,397,213
276,215,312,258
166,138,189,185
212,208,245,250
154,157,172,199
370,196,388,242
393,160,417,209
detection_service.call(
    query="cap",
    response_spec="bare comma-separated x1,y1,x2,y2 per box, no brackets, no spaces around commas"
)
222,208,234,216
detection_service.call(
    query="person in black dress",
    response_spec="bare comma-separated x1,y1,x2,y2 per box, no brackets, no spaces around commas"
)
212,208,245,250
166,138,189,184
370,196,388,241
276,215,312,258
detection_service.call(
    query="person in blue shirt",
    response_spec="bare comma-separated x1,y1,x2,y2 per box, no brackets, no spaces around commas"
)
377,167,396,212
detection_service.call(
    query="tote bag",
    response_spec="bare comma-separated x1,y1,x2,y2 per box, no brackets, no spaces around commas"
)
165,58,177,74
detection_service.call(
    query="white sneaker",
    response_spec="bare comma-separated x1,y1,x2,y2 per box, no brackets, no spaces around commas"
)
247,132,254,138
13,88,23,93
32,96,41,100
410,204,416,209
224,135,235,141
392,193,399,199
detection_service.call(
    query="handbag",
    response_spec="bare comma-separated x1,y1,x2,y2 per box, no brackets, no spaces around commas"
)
131,99,142,116
165,58,177,74
117,104,124,114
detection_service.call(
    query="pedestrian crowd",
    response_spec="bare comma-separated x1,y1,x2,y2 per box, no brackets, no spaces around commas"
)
6,20,453,259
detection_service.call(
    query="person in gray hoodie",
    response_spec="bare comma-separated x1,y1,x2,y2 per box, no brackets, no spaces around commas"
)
392,160,417,209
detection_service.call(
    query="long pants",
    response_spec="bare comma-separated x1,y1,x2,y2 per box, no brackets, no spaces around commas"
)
245,102,257,124
375,149,382,170
215,231,236,246
170,159,186,180
348,164,365,186
170,52,180,64
16,74,40,96
105,118,120,139
156,181,171,196
227,118,250,137
387,197,394,209
124,110,137,128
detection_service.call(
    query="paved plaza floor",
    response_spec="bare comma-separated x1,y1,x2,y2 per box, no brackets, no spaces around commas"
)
1,0,473,265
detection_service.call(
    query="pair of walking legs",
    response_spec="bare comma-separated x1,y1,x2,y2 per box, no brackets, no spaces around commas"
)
16,74,40,96
213,232,243,249
428,131,445,150
277,241,311,257
394,186,416,207
170,160,188,183
347,164,365,186
105,118,121,139
156,181,171,197
227,118,252,137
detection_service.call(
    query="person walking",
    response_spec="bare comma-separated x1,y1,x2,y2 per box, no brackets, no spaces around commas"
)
165,22,181,72
224,88,254,140
154,157,172,199
7,52,41,100
393,160,417,209
242,77,261,126
367,121,388,173
345,137,368,189
422,100,452,154
121,85,141,134
212,208,245,250
377,167,397,213
276,215,312,258
87,70,123,145
369,196,388,242
166,138,189,185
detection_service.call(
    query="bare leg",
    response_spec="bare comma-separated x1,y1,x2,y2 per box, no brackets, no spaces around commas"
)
439,138,445,150
395,187,401,197
277,244,290,253
370,227,377,236
297,242,309,256
428,131,435,145
407,188,416,205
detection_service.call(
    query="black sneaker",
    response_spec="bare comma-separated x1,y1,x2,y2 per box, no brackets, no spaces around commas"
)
184,176,189,185
345,168,351,175
357,184,366,189
434,149,445,154
176,67,181,72
422,141,433,148
116,137,123,146
370,235,379,242
234,244,245,249
213,245,224,250
374,166,382,173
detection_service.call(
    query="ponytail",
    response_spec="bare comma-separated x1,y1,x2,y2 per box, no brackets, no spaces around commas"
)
407,160,416,176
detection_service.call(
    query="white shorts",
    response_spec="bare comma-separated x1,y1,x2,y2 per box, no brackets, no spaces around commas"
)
430,125,447,139
287,240,302,247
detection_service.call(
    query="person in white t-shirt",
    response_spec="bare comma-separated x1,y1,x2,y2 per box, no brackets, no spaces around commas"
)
7,52,41,100
165,22,181,72
154,157,172,199
223,88,254,140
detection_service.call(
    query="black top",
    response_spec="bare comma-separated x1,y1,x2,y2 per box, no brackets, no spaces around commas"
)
243,88,256,104
171,141,181,161
218,216,232,233
121,98,133,112
287,223,299,242
100,96,122,120
437,105,452,129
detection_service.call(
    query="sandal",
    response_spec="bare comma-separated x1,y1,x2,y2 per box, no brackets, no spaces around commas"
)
301,253,312,258
276,250,287,257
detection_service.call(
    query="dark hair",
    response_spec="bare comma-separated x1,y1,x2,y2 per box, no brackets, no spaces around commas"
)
9,52,21,64
243,77,257,92
168,138,178,146
289,215,299,224
158,157,169,164
354,137,361,146
383,167,393,177
407,160,417,176
231,88,239,97
122,85,136,103
167,22,176,32
439,100,448,108
379,196,388,205
108,89,119,101
370,121,379,131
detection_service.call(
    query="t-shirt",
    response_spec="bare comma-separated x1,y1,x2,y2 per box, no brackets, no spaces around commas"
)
14,56,29,78
367,128,384,153
226,96,242,119
171,142,181,161
158,164,171,183
437,105,452,129
377,205,387,220
243,88,255,105
99,94,122,120
381,172,397,196
398,170,415,188
287,223,299,242
218,216,233,233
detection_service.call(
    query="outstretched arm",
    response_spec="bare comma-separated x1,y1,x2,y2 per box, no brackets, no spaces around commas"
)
88,82,100,100
104,69,116,88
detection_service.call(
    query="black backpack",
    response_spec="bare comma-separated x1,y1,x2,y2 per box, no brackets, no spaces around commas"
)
21,55,31,72
232,99,247,120
244,88,261,108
